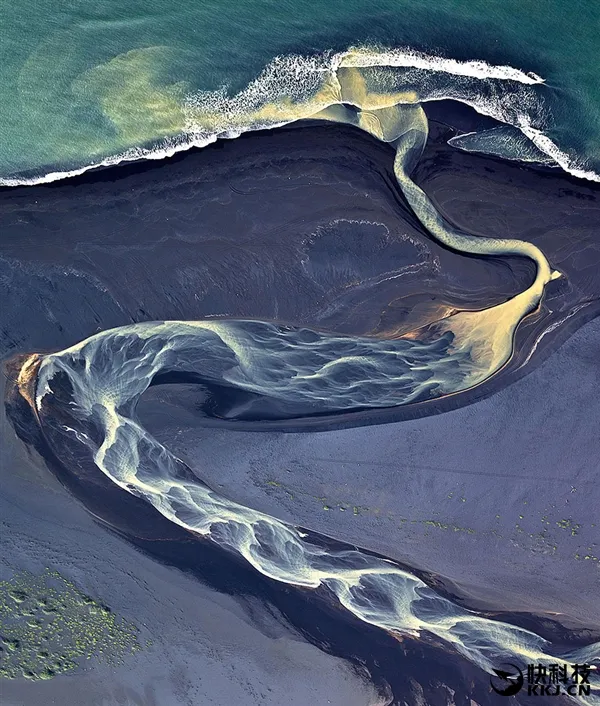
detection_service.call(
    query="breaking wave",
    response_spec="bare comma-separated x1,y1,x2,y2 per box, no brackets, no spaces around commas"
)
2,46,598,187
14,90,599,702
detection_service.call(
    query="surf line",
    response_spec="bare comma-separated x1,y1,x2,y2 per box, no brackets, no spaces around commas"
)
18,71,598,701
309,67,561,390
4,45,600,187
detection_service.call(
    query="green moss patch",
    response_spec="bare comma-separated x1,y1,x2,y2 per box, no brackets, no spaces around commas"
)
0,568,141,680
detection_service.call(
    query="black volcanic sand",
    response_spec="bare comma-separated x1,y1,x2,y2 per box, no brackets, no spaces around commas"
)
0,119,538,353
137,316,600,629
0,371,384,706
3,364,586,706
0,115,599,427
1,108,599,702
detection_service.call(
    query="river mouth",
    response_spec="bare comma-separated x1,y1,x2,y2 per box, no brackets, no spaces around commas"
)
2,99,600,703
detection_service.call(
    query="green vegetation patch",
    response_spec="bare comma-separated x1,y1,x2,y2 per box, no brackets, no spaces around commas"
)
0,568,141,680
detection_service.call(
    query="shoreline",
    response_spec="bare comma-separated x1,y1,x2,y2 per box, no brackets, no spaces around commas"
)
1,94,599,191
3,109,600,614
2,109,597,432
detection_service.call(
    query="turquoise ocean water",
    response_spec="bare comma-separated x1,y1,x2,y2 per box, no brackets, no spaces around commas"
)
1,0,599,183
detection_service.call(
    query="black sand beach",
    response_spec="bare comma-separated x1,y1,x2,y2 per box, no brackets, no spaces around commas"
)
2,107,599,704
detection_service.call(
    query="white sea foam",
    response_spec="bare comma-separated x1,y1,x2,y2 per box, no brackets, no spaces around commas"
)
25,98,600,703
1,46,598,187
519,123,600,181
447,127,555,165
337,46,545,85
426,93,600,182
0,134,219,187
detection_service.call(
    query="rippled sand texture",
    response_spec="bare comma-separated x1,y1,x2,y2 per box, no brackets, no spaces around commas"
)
314,67,561,390
31,69,561,415
14,71,598,702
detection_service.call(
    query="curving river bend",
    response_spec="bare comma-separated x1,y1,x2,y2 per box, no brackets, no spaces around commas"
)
14,68,599,702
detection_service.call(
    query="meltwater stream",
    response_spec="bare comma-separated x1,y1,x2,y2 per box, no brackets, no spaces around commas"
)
20,79,598,700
